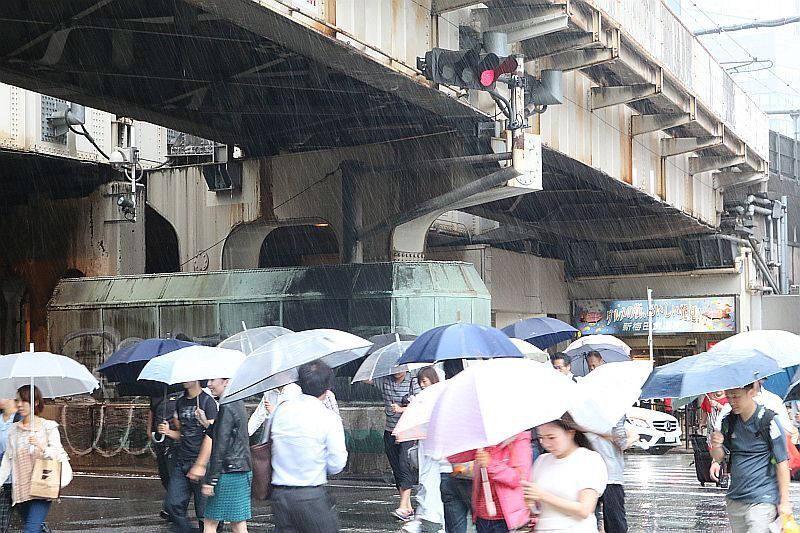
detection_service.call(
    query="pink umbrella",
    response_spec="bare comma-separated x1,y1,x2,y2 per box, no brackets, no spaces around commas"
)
392,380,451,442
425,359,576,518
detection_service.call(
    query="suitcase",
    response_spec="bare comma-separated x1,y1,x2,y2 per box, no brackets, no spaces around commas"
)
689,434,717,486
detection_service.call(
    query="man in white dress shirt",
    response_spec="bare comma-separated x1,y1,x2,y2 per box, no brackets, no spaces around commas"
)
270,360,348,532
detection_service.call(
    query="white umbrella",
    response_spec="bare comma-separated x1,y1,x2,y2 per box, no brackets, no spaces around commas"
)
138,345,246,385
508,338,549,363
569,360,653,434
707,330,800,367
217,326,293,355
0,350,99,453
393,380,451,442
0,351,99,398
425,358,577,458
221,329,372,403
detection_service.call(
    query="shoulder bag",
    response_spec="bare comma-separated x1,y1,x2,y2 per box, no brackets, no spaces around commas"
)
250,404,279,501
29,421,73,500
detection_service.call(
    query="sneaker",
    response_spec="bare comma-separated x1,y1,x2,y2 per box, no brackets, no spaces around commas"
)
401,519,421,533
391,508,414,521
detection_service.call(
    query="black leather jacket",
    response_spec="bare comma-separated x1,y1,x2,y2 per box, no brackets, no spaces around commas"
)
205,400,252,486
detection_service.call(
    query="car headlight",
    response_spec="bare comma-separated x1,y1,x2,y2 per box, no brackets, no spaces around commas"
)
628,417,649,428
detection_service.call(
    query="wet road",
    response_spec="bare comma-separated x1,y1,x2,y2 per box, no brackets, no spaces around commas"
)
35,453,792,531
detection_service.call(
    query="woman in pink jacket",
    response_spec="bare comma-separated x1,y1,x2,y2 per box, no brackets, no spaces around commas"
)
448,431,531,532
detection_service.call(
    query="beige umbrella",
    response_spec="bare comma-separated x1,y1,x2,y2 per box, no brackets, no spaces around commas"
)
508,338,549,363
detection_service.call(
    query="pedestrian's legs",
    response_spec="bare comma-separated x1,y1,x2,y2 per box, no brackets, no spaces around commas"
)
440,474,470,533
383,431,403,489
190,474,207,527
271,486,338,533
726,499,776,533
17,500,51,533
397,440,415,513
601,484,627,533
475,518,508,532
229,521,248,533
165,465,194,532
0,485,12,533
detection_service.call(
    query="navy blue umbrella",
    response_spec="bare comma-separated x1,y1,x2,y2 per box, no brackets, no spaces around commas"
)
396,323,524,364
640,349,782,399
97,338,197,383
501,317,577,349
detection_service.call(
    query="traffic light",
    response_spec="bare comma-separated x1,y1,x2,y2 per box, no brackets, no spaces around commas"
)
418,48,518,90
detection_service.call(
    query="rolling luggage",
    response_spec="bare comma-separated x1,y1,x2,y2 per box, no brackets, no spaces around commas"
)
690,434,717,486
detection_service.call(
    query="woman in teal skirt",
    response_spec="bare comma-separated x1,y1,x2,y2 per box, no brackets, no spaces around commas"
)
200,377,252,533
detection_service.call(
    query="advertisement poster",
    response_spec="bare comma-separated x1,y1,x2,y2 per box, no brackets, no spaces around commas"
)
573,297,736,336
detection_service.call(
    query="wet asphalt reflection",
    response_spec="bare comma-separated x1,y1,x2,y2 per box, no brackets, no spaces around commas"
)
37,453,800,531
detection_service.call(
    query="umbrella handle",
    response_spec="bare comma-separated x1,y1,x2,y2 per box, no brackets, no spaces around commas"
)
480,466,497,518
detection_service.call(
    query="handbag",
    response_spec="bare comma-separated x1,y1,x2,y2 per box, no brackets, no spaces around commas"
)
29,459,62,500
250,405,279,501
29,422,73,500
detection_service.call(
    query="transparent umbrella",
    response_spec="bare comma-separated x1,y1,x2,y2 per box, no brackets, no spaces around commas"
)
352,341,426,383
217,326,293,355
221,329,372,403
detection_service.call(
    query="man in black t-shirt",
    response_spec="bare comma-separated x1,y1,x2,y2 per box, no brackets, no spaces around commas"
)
159,381,218,533
149,389,179,520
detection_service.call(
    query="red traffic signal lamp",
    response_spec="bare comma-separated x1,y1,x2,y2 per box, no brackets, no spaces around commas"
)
418,48,518,91
477,54,519,88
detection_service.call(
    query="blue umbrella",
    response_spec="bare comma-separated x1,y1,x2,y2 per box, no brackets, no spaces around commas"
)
97,338,197,383
640,350,783,399
396,323,523,364
501,317,577,349
763,365,799,400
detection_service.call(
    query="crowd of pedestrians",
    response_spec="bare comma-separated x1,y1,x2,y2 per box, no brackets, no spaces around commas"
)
0,351,795,533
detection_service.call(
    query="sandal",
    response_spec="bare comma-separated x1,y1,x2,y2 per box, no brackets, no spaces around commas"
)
391,508,414,521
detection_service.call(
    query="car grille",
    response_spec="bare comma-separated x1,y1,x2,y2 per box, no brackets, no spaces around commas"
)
653,420,677,432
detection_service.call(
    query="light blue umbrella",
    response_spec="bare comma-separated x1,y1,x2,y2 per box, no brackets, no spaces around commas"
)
640,349,783,399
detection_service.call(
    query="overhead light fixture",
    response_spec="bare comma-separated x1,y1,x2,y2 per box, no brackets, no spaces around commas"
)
313,223,330,228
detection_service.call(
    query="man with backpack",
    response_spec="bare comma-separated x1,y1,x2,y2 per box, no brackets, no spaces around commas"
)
710,382,792,532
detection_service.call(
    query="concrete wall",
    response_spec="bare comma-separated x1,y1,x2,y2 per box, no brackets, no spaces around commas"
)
0,182,144,349
762,295,800,333
427,246,570,328
147,160,263,272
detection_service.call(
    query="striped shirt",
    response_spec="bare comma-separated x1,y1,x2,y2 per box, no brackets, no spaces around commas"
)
375,375,421,432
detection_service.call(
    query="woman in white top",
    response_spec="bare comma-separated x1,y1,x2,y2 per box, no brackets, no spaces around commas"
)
522,414,608,532
0,385,68,533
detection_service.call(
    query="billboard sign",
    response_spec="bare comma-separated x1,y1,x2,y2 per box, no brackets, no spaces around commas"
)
573,297,736,336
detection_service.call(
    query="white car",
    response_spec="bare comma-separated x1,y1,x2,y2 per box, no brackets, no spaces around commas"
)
625,406,681,454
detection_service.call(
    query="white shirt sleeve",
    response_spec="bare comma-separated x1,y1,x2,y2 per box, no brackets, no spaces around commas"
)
325,415,348,476
582,449,609,495
248,393,269,436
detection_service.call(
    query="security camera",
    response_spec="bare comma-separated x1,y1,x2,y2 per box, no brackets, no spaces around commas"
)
109,148,129,171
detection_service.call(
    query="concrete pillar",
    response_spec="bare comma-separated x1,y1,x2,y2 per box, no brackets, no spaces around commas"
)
341,160,363,263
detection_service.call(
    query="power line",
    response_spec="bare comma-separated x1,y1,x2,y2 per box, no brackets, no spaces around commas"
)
689,1,800,99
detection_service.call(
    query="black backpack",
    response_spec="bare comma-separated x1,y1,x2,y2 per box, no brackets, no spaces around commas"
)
720,406,778,474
